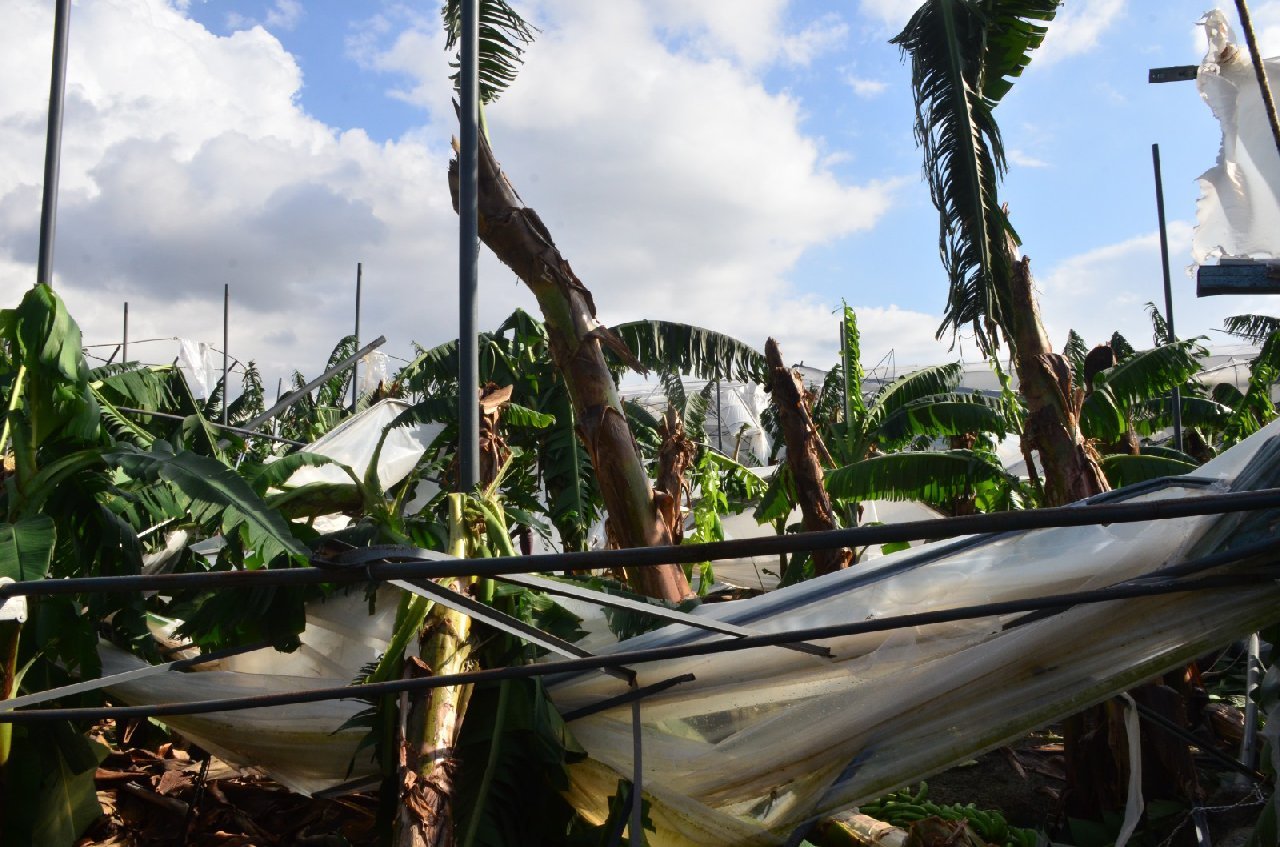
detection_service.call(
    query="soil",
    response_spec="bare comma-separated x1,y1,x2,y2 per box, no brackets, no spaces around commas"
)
78,720,1265,846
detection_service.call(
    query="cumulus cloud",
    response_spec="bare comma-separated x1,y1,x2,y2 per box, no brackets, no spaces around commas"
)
1008,150,1049,168
1,0,901,388
847,76,889,98
857,0,921,32
1035,0,1127,67
1033,222,1268,352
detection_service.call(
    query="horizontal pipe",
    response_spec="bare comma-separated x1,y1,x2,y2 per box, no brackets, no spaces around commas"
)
2,569,1275,723
3,486,1280,602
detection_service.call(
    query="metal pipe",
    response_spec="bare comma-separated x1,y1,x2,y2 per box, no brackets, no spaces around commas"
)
1152,144,1183,452
122,302,129,364
3,489,1280,601
1241,631,1262,770
222,284,230,426
458,0,481,492
4,569,1277,723
1236,0,1280,162
36,0,72,288
352,262,362,409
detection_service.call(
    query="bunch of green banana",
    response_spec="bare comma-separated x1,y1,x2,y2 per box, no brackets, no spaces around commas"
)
857,784,1041,847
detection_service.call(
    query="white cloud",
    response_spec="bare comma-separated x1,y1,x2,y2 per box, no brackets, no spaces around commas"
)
265,0,303,31
1,0,899,387
1008,149,1049,168
847,76,888,98
1033,222,1270,353
857,0,921,32
1035,0,1127,66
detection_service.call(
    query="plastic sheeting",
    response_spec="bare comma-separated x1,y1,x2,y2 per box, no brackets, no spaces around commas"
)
1194,10,1280,264
175,339,221,400
97,422,1280,841
548,423,1280,844
284,398,443,491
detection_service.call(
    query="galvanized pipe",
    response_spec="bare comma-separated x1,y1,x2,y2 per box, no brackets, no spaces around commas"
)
1152,144,1183,452
36,0,72,288
458,0,481,491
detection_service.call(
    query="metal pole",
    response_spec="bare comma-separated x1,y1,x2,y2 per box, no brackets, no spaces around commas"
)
352,262,362,409
1152,144,1183,452
122,302,129,365
36,0,71,288
222,284,230,426
1236,0,1280,162
458,0,481,492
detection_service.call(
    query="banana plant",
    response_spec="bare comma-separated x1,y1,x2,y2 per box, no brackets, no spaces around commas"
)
0,285,316,845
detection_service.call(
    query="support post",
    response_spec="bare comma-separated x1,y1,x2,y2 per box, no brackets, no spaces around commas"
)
352,262,362,409
122,302,129,365
1152,144,1183,452
222,283,230,426
36,0,71,288
458,0,481,492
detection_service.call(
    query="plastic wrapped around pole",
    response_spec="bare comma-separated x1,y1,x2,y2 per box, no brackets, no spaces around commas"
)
1194,10,1280,263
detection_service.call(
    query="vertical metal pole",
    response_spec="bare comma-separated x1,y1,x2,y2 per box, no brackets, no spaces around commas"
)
1152,144,1183,452
36,0,72,288
352,262,362,409
629,694,643,847
458,0,481,492
122,303,129,364
222,284,230,426
1241,632,1262,770
272,378,283,440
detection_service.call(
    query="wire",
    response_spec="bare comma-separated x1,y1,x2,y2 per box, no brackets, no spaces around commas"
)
1,569,1276,723
3,485,1280,602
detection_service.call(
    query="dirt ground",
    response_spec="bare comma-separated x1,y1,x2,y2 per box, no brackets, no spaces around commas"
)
79,722,1266,846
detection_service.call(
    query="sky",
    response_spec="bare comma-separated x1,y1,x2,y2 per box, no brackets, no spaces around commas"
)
3,0,1280,396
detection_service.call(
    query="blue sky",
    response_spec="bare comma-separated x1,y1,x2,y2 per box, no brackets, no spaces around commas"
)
2,0,1278,390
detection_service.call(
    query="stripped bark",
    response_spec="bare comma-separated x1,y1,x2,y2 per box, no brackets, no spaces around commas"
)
1004,248,1199,817
765,338,851,576
449,134,692,602
655,405,697,546
1006,252,1109,506
395,496,475,847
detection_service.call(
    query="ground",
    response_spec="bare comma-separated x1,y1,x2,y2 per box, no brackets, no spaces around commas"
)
79,720,1264,846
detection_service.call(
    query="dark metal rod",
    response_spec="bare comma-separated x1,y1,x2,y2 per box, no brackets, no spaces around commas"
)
222,284,230,426
1236,0,1280,162
1152,144,1183,452
238,335,386,435
122,303,129,364
1131,698,1265,782
560,674,696,723
113,407,306,447
36,0,71,288
630,692,643,847
5,487,1280,601
3,570,1276,723
352,262,362,409
458,0,481,492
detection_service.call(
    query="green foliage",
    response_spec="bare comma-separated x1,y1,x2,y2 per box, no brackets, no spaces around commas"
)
453,678,588,847
0,516,55,582
1100,454,1197,488
892,0,1058,354
826,449,1019,511
611,320,767,383
1064,329,1088,380
1224,313,1280,344
442,0,537,105
859,782,1042,847
1145,301,1172,346
1219,330,1280,447
1079,339,1208,443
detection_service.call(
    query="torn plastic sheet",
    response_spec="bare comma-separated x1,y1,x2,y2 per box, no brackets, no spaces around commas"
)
92,420,1280,844
1194,10,1280,264
283,398,442,491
